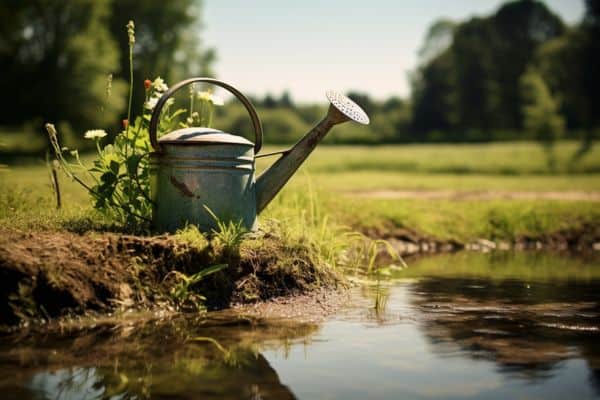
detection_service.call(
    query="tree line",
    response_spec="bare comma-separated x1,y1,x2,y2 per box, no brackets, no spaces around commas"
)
410,0,599,161
0,0,597,159
0,0,213,147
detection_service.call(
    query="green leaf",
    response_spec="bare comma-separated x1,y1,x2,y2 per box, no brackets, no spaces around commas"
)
100,171,117,185
109,160,120,175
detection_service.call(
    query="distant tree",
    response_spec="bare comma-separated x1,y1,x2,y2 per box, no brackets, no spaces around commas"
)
531,0,599,163
491,0,564,130
411,50,459,138
574,0,600,160
0,0,126,135
534,29,588,132
520,68,565,171
279,91,294,108
381,97,404,113
417,18,456,65
108,0,215,113
411,0,565,138
262,94,278,109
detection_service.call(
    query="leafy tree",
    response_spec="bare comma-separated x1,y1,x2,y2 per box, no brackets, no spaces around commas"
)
575,0,600,160
417,18,456,66
108,0,215,113
0,0,126,136
411,0,564,138
411,50,459,138
519,68,565,170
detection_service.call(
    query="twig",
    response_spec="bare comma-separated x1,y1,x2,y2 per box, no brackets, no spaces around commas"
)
52,160,61,209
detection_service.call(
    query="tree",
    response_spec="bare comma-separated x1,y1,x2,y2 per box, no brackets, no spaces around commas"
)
575,0,600,160
411,0,565,139
417,18,456,65
411,50,459,139
0,0,126,136
108,0,215,114
520,68,565,171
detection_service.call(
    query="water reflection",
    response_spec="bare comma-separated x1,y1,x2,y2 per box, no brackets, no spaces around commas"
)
402,252,600,386
0,251,599,399
0,314,315,399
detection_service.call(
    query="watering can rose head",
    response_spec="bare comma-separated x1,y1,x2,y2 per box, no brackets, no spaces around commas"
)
147,77,369,233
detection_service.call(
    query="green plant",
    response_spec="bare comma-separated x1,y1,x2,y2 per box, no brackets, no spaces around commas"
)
166,264,227,311
46,20,221,227
204,206,248,257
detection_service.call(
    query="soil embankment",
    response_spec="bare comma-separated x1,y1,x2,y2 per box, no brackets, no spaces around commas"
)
0,229,341,328
361,223,600,256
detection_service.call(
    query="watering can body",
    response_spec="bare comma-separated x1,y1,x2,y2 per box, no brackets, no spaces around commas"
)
149,128,257,232
148,78,369,233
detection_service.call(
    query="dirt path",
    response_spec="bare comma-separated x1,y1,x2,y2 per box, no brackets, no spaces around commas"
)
346,189,600,201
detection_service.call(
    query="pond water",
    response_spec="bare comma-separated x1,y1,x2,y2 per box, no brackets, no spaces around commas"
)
1,251,599,399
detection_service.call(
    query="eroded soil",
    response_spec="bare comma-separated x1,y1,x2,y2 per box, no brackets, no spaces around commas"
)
0,229,341,328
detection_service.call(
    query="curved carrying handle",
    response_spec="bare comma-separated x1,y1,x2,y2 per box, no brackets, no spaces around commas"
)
148,77,263,153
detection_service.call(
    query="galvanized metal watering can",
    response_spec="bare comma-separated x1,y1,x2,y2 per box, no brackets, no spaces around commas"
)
148,77,370,232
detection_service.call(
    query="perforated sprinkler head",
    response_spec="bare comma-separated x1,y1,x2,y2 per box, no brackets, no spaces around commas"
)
325,90,370,125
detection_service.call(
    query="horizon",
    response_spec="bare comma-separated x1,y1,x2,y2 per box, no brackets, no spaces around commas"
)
204,0,584,104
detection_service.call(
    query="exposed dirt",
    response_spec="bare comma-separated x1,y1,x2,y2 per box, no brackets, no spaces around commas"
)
360,221,600,256
0,229,342,328
347,189,600,202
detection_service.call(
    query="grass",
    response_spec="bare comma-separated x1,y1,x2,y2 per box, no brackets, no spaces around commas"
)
261,141,600,175
1,141,599,244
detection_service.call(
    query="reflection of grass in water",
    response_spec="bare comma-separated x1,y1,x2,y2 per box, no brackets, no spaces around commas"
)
392,251,600,282
373,284,389,317
12,316,321,399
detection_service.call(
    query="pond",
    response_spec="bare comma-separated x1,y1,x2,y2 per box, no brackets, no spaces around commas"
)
1,251,599,399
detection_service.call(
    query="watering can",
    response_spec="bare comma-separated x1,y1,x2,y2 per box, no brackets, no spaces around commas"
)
148,77,369,232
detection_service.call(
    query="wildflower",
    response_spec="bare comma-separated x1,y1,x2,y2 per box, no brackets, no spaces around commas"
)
144,79,152,90
84,129,108,140
126,20,135,45
165,98,175,107
197,91,224,106
145,96,159,110
152,77,168,92
122,119,129,129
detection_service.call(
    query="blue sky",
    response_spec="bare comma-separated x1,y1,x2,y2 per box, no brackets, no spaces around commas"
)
203,0,584,103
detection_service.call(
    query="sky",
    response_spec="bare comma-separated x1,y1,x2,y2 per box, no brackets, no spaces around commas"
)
203,0,584,103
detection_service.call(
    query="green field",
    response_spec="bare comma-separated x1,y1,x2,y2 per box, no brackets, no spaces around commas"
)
1,141,599,242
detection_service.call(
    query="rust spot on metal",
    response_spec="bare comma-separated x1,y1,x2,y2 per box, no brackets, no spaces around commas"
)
170,176,201,199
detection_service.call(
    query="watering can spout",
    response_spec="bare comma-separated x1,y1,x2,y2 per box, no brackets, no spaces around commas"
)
255,91,369,213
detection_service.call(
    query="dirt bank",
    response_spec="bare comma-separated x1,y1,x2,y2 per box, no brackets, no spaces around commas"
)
0,229,342,328
361,222,600,256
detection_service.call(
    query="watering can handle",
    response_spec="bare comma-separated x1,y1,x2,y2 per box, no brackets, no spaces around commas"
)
148,77,263,153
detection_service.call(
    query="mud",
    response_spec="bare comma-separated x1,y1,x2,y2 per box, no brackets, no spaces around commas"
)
0,229,341,328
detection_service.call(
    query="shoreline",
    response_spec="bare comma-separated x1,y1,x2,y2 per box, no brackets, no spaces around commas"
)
1,224,598,330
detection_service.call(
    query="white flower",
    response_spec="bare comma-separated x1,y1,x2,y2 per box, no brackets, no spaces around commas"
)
84,129,108,140
145,96,159,110
197,90,224,106
152,77,168,92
